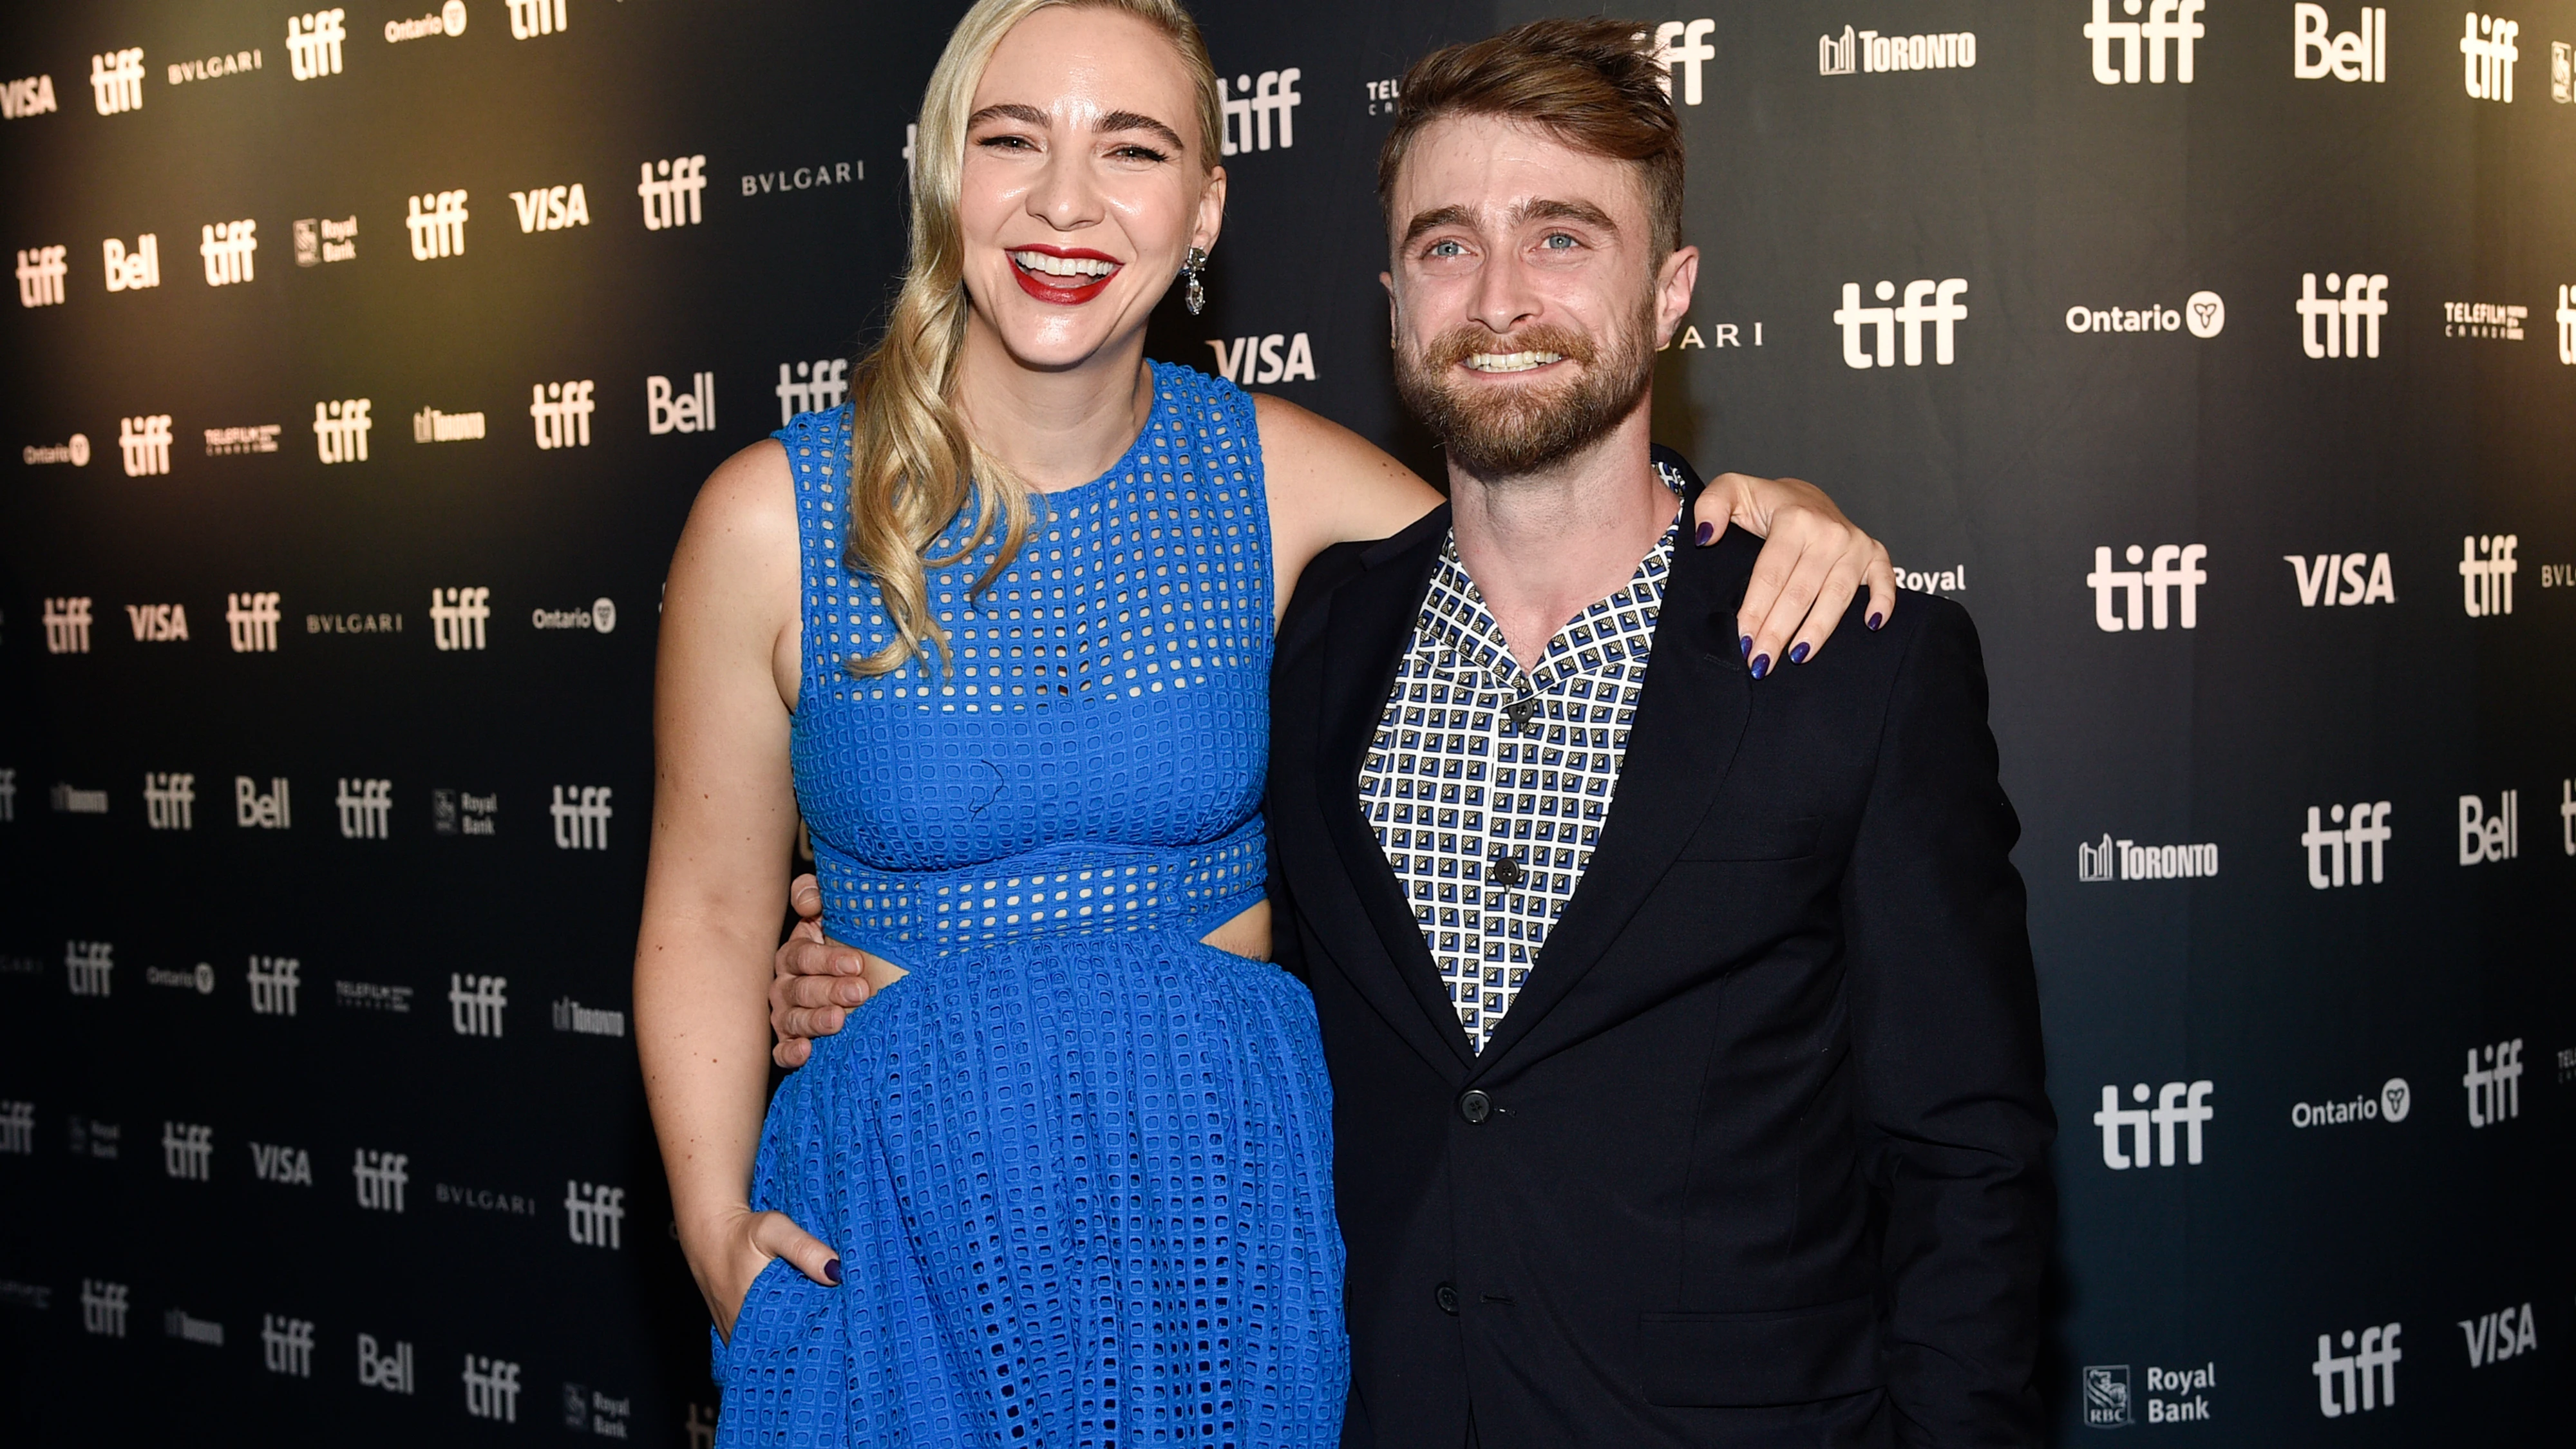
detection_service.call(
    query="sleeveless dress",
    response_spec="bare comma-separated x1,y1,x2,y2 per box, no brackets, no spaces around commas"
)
716,363,1348,1447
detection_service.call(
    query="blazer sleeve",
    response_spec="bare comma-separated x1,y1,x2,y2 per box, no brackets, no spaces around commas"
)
1839,598,2055,1448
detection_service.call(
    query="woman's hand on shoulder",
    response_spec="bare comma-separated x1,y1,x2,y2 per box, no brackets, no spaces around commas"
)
1693,472,1897,676
1254,393,1442,619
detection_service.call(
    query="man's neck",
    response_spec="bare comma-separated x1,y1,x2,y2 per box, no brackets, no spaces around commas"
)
1446,399,1673,676
953,317,1155,493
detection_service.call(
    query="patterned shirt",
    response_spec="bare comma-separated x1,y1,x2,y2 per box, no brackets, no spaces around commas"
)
1358,469,1683,1051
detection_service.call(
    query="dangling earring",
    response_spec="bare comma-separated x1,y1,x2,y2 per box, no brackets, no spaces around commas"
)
1180,246,1208,316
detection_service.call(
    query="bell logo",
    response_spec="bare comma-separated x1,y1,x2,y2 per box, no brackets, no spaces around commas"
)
1651,21,1716,104
2084,0,2205,84
1219,68,1303,153
235,775,292,828
91,50,145,115
648,374,717,434
2087,544,2206,630
357,1333,416,1392
2459,534,2517,616
2311,1323,2401,1418
2090,1080,2213,1170
2295,5,2385,81
2458,791,2519,864
2462,12,2520,100
773,359,848,423
2304,801,2393,887
404,191,469,259
2285,551,2394,606
2462,1037,2523,1126
1204,333,1317,385
102,234,160,291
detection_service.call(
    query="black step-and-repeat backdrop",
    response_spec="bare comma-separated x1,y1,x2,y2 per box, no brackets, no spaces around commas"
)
0,1,2566,1443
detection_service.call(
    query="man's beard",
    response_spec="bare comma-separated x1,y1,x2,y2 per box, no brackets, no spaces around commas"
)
1394,296,1658,481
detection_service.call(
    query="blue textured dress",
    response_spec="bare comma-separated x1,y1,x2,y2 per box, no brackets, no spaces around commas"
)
716,363,1348,1447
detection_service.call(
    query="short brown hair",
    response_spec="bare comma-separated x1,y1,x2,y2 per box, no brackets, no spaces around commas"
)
1377,17,1686,256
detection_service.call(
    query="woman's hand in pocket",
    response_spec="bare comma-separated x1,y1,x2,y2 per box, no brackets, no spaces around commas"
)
702,1206,843,1341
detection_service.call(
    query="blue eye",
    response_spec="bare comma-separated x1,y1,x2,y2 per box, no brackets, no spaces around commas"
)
1541,232,1577,249
1428,240,1464,258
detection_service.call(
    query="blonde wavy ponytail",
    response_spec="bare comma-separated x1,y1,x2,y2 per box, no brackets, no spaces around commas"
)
841,0,1224,677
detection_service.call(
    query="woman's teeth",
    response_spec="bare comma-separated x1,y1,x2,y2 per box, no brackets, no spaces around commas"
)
1011,251,1118,279
1464,351,1565,373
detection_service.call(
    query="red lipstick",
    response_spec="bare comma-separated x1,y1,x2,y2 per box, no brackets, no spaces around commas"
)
1006,243,1122,305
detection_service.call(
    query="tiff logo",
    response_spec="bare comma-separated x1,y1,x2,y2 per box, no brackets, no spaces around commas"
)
91,50,145,115
66,940,113,996
531,380,596,449
430,587,490,650
285,10,347,80
2090,1080,2213,1169
236,775,292,827
261,1314,314,1376
1652,20,1716,104
1834,278,1968,368
2296,5,2385,81
2304,800,2393,888
509,182,591,232
551,785,612,850
648,373,716,434
0,768,13,822
102,233,162,290
450,973,507,1037
2298,272,2389,358
2087,544,2206,630
127,603,188,641
2563,779,2575,857
507,0,567,39
2459,534,2516,616
0,1100,32,1154
638,155,707,230
2459,790,2519,864
44,596,94,654
2085,0,2204,84
565,1180,625,1249
464,1354,524,1423
2558,285,2576,363
2459,1302,2538,1367
119,414,175,475
200,220,257,287
774,359,848,424
251,1141,313,1185
314,399,372,464
353,1149,410,1211
162,1121,213,1180
2463,12,2519,100
405,190,468,259
2285,551,2394,606
1220,68,1303,153
336,778,392,839
1,74,59,119
14,244,66,307
358,1333,417,1392
144,772,195,830
2561,37,2575,100
2463,1037,2523,1126
248,955,301,1015
227,591,282,652
1205,332,1317,384
2312,1323,2401,1418
81,1280,130,1337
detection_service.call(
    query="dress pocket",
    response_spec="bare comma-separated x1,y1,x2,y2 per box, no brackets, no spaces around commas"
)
713,1254,800,1381
1636,1293,1880,1406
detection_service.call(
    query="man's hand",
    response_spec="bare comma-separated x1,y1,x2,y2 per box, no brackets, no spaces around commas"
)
1691,474,1897,679
770,873,871,1068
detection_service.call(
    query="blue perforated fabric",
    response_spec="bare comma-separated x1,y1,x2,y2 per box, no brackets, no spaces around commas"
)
716,363,1347,1448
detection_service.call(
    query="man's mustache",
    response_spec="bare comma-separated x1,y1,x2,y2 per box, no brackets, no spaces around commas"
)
1416,323,1600,373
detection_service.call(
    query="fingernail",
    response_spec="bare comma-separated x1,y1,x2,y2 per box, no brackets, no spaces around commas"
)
1788,641,1810,665
1749,654,1770,679
1694,520,1716,546
824,1258,843,1285
1867,612,1884,631
1739,635,1752,659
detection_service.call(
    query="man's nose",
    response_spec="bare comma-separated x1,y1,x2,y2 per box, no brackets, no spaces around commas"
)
1466,249,1540,335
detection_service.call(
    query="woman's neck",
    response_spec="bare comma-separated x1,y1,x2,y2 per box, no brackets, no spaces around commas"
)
952,317,1155,493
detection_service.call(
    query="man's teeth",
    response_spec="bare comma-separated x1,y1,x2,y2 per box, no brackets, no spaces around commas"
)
1011,251,1118,278
1464,351,1565,373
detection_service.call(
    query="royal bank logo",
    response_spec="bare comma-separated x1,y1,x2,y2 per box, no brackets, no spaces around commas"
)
1834,278,1967,368
2065,290,2224,337
1817,24,1976,75
119,415,175,475
2463,1037,2523,1126
103,234,161,291
2087,544,2205,631
2304,800,2393,887
429,587,490,651
413,406,484,442
66,1115,120,1158
2459,790,2519,864
2291,1076,2410,1127
22,434,90,466
293,215,357,265
0,1101,33,1155
200,220,258,287
261,1314,315,1376
564,1385,636,1437
551,786,612,850
247,955,301,1015
65,941,113,997
126,602,190,642
358,1332,417,1392
404,190,468,259
2312,1323,2401,1417
553,996,627,1036
2460,1302,2538,1367
564,1180,625,1249
2286,551,2394,607
506,0,567,40
2297,5,2386,80
43,596,93,653
353,1148,410,1211
227,592,283,652
1220,66,1303,152
1204,332,1318,384
2298,271,2389,358
464,1354,525,1423
739,160,860,197
2090,1079,2213,1169
144,772,196,829
2459,533,2516,616
206,424,282,455
1648,20,1716,104
336,777,392,839
285,10,348,80
638,155,707,230
80,1279,129,1337
450,973,507,1036
91,50,146,115
509,182,591,232
2,74,59,119
2463,12,2520,100
161,1121,213,1180
647,373,716,435
531,380,596,449
2077,835,2218,880
531,598,616,632
2085,0,2204,84
773,359,848,424
313,399,372,463
430,788,497,835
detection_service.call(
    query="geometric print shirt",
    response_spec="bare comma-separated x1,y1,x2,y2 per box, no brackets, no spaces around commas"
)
1358,466,1684,1051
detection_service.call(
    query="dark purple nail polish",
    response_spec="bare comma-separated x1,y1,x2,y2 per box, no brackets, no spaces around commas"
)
1749,654,1770,679
824,1258,843,1285
1694,520,1716,546
1867,612,1884,631
1739,635,1753,659
1788,641,1810,665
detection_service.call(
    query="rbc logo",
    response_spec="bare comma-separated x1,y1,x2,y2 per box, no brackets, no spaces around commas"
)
2081,1365,2132,1427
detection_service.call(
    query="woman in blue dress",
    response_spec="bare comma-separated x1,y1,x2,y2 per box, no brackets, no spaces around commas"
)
633,1,1891,1443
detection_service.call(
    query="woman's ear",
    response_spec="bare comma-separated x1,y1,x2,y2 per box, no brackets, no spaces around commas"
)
1191,165,1228,253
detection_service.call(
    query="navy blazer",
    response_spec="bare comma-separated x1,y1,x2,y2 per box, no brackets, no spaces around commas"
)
1267,448,2055,1449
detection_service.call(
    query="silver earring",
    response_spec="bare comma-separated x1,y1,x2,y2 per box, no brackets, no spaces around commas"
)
1180,246,1208,316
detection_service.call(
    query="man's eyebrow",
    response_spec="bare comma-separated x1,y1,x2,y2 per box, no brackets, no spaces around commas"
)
1401,204,1473,246
1401,198,1623,247
966,102,1188,155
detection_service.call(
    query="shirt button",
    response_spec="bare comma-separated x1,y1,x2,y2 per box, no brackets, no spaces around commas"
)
1435,1283,1460,1316
1459,1090,1492,1124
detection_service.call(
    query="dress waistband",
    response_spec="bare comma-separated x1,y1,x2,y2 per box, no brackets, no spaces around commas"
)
815,816,1269,963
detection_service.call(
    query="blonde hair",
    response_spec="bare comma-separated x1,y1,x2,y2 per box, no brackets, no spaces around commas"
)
842,0,1224,677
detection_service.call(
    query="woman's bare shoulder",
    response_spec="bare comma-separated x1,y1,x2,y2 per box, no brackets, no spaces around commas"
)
1252,393,1440,548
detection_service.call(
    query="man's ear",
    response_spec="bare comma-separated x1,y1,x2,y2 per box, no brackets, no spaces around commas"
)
1654,245,1700,348
1381,270,1398,346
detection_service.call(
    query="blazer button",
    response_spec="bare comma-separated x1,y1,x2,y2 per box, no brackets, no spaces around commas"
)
1435,1283,1460,1316
1458,1090,1492,1124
